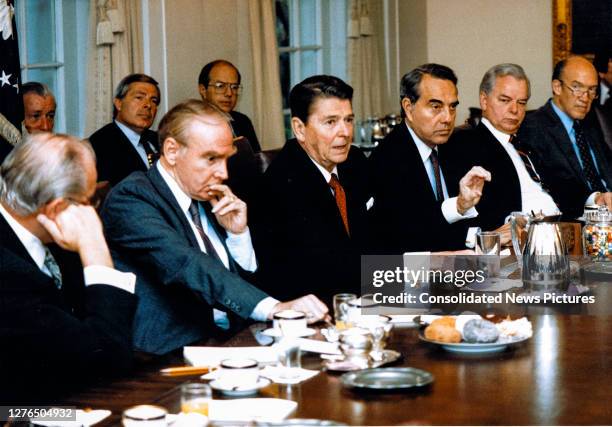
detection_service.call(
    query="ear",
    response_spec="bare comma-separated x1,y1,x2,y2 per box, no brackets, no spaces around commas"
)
552,79,562,97
198,84,207,100
291,117,306,142
40,198,70,221
162,137,180,165
401,97,414,123
113,97,123,114
479,92,488,111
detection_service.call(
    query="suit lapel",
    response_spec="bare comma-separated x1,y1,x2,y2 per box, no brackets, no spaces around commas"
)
111,122,148,172
542,102,586,180
399,125,440,203
147,166,201,249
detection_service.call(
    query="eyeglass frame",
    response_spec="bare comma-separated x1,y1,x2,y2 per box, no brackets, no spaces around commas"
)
557,79,599,99
208,80,242,94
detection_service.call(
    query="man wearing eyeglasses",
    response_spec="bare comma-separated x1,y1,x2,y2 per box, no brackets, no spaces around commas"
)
198,60,261,153
518,55,612,218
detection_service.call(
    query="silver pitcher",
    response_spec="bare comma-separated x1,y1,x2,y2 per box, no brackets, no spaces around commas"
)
521,221,570,291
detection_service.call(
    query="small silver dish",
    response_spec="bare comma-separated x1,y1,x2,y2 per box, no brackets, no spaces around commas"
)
341,367,434,390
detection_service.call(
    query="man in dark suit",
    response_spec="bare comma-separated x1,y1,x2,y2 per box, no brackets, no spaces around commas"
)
89,73,161,187
198,60,261,152
446,64,560,232
0,133,136,399
252,75,369,304
369,64,491,253
518,56,612,219
198,60,262,207
101,99,328,355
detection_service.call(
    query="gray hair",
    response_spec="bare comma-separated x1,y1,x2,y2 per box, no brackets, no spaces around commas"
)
0,133,95,216
22,81,54,99
479,63,531,98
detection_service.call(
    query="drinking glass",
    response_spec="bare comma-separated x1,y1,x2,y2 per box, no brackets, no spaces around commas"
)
333,293,357,330
476,231,501,277
181,383,212,416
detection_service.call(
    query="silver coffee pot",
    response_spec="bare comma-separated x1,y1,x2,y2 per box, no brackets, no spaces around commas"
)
521,220,570,291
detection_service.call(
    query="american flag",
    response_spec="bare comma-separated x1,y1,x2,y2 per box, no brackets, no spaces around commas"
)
0,0,22,131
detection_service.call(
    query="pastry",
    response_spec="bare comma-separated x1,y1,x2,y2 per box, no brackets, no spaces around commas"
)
424,317,461,343
462,318,499,343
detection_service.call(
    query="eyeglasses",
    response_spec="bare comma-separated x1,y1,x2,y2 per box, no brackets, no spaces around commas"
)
558,80,598,99
210,80,242,94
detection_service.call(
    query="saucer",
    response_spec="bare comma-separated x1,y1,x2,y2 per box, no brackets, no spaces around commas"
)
209,377,271,396
261,327,316,338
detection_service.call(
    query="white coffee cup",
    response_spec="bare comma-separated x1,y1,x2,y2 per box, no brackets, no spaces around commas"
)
218,358,259,389
273,310,307,336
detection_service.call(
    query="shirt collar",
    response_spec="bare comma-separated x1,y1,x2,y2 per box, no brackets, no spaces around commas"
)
481,118,512,144
114,119,142,147
0,203,47,269
550,99,575,137
308,155,339,183
601,82,610,105
156,161,193,214
406,122,436,163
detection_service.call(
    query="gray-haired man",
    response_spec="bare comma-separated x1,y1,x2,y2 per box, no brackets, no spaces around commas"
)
89,73,161,186
446,63,559,231
0,133,136,398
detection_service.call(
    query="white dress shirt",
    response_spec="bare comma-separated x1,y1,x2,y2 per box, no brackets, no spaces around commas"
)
0,203,135,292
309,157,339,194
407,125,478,223
481,118,559,216
600,82,610,106
156,162,277,325
115,120,152,168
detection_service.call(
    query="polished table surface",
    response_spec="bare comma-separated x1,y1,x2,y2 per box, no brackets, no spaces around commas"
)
48,304,611,425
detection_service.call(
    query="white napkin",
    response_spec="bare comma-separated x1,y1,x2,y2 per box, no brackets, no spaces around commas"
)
387,314,420,324
30,409,111,427
259,365,319,384
184,346,278,366
296,338,341,355
167,398,297,423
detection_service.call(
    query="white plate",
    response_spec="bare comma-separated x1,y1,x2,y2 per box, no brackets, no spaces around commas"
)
261,327,316,338
419,333,530,354
209,377,271,396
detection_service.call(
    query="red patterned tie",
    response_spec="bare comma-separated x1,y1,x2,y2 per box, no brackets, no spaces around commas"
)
329,173,350,236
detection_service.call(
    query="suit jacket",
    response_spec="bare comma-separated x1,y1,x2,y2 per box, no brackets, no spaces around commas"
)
518,100,612,218
101,165,268,355
368,123,471,253
594,102,612,153
89,122,159,186
251,139,370,305
444,123,522,231
0,213,136,400
230,111,261,152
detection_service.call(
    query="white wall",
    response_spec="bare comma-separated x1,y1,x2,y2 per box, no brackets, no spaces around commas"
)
396,0,552,124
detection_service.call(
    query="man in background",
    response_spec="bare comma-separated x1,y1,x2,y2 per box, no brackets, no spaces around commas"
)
519,56,612,218
22,81,56,135
593,51,612,151
89,73,161,186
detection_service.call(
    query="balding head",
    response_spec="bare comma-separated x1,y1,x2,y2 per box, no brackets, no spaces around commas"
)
552,56,598,120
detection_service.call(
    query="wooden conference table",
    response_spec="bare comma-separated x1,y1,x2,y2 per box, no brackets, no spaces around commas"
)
50,281,611,426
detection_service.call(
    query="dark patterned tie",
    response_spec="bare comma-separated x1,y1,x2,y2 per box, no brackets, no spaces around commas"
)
573,120,607,192
429,149,444,202
329,173,350,236
188,201,222,262
43,248,62,289
509,134,543,184
139,132,159,168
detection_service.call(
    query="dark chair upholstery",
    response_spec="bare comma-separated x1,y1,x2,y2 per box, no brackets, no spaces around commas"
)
254,148,281,174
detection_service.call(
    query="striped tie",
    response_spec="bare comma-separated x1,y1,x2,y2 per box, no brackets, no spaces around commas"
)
573,120,607,192
43,248,63,289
